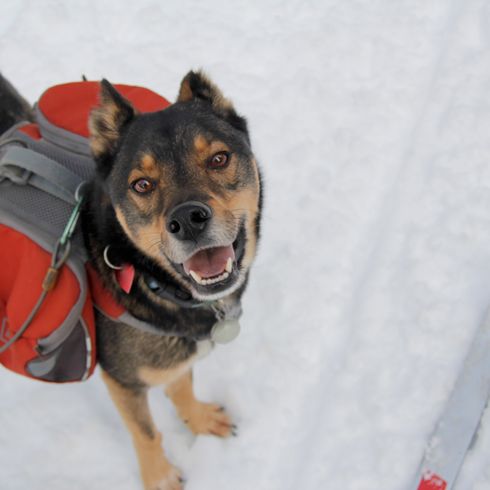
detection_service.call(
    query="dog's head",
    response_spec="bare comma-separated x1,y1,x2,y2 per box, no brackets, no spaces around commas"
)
89,71,262,301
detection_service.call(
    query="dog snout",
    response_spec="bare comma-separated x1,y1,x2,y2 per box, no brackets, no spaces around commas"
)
167,201,212,241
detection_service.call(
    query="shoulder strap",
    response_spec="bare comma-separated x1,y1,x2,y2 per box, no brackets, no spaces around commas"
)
0,145,84,204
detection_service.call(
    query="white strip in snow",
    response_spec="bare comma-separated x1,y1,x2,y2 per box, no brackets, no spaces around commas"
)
413,308,490,490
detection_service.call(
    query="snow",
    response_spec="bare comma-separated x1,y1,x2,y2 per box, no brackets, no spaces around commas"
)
1,0,490,488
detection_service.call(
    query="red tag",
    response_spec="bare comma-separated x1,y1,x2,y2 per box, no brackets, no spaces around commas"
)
418,473,447,490
115,264,135,294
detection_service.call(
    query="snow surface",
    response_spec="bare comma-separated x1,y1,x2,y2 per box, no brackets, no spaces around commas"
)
1,0,490,489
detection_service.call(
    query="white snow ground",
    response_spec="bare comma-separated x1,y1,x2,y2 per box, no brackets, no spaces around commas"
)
1,0,490,489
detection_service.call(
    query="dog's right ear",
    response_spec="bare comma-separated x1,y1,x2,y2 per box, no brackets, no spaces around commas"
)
89,80,136,171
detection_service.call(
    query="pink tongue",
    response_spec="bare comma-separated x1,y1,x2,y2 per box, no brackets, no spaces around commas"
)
183,245,235,278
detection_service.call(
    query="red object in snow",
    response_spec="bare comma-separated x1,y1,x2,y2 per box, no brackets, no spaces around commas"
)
418,473,447,490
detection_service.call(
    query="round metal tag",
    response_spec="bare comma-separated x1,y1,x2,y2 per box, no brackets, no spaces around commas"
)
210,319,241,344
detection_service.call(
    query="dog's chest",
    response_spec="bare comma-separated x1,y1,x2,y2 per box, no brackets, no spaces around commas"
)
137,339,213,387
94,312,200,383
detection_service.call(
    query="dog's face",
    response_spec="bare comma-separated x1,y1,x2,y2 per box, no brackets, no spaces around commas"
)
89,72,261,301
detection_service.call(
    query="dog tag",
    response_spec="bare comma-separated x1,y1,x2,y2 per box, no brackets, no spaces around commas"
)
210,318,241,344
115,264,135,294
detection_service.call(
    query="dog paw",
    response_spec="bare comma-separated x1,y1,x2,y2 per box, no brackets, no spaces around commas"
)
183,402,236,437
144,463,184,490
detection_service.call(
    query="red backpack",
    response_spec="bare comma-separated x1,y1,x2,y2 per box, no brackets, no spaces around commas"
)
0,81,170,382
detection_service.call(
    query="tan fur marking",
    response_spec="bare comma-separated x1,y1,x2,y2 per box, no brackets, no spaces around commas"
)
139,215,165,249
193,136,231,164
166,371,234,437
115,206,137,241
141,153,157,172
115,205,163,253
229,185,260,269
89,102,122,157
212,94,233,112
193,134,209,154
101,370,182,490
242,215,258,269
89,136,106,158
114,205,191,290
89,82,138,158
196,71,233,111
101,101,119,125
177,71,233,112
177,78,193,102
128,154,162,184
207,141,231,159
209,165,260,271
208,184,259,229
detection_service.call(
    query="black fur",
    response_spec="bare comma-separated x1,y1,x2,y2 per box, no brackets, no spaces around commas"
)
0,73,33,135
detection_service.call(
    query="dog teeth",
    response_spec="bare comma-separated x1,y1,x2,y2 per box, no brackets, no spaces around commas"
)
189,270,202,283
189,269,230,286
225,257,233,273
203,271,230,285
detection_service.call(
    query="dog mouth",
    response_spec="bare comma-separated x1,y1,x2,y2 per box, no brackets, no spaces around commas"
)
144,224,247,304
183,244,235,286
178,224,246,294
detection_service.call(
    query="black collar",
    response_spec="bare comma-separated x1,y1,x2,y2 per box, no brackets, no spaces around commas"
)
143,273,208,309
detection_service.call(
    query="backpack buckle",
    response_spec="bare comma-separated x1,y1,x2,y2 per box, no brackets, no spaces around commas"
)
0,164,31,185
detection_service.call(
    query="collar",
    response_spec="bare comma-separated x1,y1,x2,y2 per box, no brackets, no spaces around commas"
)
141,272,243,343
142,273,207,309
87,263,242,344
104,247,205,308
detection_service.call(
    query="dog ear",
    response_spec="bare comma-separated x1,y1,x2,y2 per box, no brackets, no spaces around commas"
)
177,70,249,137
89,79,136,167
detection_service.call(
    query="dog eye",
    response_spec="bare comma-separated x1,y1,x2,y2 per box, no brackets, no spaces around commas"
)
131,178,155,194
208,151,230,169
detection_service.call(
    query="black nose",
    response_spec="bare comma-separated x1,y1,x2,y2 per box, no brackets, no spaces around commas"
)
167,201,212,241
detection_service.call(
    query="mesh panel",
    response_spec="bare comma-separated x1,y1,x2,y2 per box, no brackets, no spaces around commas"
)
0,182,71,237
28,139,95,181
0,129,93,251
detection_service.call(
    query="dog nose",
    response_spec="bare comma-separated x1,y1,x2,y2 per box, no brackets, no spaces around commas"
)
167,201,212,240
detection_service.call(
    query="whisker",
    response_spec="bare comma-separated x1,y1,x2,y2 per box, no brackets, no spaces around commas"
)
147,241,162,255
138,231,162,239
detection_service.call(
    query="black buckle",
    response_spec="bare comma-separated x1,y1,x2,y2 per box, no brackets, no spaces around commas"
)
144,274,205,309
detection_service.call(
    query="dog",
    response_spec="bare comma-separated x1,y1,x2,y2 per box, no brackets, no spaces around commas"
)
0,71,263,490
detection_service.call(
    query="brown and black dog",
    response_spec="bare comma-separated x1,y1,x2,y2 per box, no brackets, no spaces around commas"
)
0,71,263,489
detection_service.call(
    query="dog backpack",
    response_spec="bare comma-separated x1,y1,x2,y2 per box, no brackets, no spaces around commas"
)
0,81,170,382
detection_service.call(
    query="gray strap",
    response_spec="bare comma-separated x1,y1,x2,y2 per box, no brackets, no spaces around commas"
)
0,146,84,204
0,290,48,353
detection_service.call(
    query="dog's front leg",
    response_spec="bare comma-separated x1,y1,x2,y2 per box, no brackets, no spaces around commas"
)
101,370,183,490
166,370,236,437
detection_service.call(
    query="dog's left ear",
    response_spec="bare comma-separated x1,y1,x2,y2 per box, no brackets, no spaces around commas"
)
177,70,249,137
89,79,137,169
